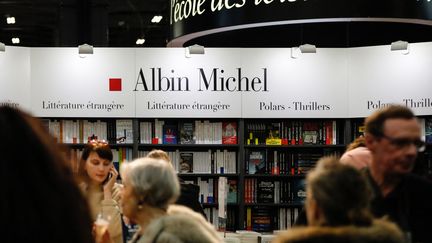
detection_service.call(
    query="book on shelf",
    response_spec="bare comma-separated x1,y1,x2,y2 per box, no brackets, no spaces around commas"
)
352,119,365,140
179,152,193,173
296,153,321,175
251,206,273,232
425,118,432,144
247,151,266,174
302,122,319,144
47,119,110,143
179,121,196,144
197,177,215,203
116,119,133,144
154,119,165,144
291,178,306,204
139,121,152,144
265,122,282,145
257,180,275,203
222,122,237,144
227,179,238,203
277,207,301,230
162,124,178,144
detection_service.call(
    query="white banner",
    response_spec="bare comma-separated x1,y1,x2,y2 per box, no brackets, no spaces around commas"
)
241,48,349,118
30,48,136,117
0,46,31,112
1,44,432,118
134,48,242,118
348,42,432,117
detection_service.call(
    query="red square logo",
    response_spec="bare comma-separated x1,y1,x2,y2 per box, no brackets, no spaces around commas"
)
109,78,122,91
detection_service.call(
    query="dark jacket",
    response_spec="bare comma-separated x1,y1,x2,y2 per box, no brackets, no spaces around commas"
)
175,181,207,219
295,171,432,243
365,170,432,243
276,219,404,243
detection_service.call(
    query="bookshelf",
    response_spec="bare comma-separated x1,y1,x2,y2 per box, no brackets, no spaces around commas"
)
242,118,347,232
44,116,432,232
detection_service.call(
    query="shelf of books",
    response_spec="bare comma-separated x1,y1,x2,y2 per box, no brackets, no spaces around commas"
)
241,119,346,232
44,118,134,172
138,118,241,230
41,114,432,232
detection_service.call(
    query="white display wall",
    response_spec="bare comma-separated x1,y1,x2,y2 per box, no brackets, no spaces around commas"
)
0,43,432,118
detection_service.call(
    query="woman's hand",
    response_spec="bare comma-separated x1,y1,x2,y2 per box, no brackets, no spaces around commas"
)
93,224,114,243
103,165,119,200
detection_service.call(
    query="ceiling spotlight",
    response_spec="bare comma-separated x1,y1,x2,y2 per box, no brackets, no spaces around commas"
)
151,15,163,23
136,38,145,45
6,16,15,24
78,43,93,58
11,37,20,44
391,40,409,54
299,44,317,53
185,44,205,58
0,42,5,52
291,44,316,58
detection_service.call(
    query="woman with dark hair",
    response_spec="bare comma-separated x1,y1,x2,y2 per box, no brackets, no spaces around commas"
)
0,106,94,243
78,140,123,243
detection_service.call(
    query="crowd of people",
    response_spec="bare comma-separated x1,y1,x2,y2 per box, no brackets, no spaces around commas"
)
2,104,432,243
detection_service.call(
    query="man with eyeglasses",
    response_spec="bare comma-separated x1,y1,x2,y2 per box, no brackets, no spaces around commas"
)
364,105,432,243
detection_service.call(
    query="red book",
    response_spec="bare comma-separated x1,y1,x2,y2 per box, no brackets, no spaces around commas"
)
222,122,237,144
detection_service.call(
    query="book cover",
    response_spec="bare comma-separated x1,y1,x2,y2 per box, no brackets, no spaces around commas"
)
179,152,193,173
162,124,178,144
257,180,275,203
248,151,266,174
252,206,273,232
179,122,196,144
222,122,238,144
116,119,133,144
292,178,307,204
302,122,319,144
227,179,237,203
265,122,282,145
426,118,432,144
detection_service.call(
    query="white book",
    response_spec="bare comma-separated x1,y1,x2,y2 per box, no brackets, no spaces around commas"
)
332,120,337,145
116,119,133,143
419,118,426,141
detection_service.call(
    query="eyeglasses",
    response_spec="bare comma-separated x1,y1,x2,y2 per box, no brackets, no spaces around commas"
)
381,134,426,152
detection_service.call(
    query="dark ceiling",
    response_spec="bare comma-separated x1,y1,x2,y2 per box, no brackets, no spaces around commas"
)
1,0,432,48
0,0,170,47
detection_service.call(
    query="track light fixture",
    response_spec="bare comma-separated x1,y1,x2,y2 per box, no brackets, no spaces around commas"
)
78,43,93,58
290,44,317,58
299,44,317,53
185,44,205,58
0,42,5,52
390,40,409,55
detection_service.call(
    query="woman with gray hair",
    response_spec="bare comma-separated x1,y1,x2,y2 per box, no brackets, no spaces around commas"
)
120,157,180,242
120,157,221,243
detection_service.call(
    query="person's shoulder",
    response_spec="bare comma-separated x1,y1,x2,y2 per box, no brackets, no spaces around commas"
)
404,174,432,195
168,204,199,216
405,174,432,187
274,219,404,243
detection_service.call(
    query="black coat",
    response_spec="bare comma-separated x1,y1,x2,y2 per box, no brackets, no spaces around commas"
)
175,181,207,219
365,171,432,243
